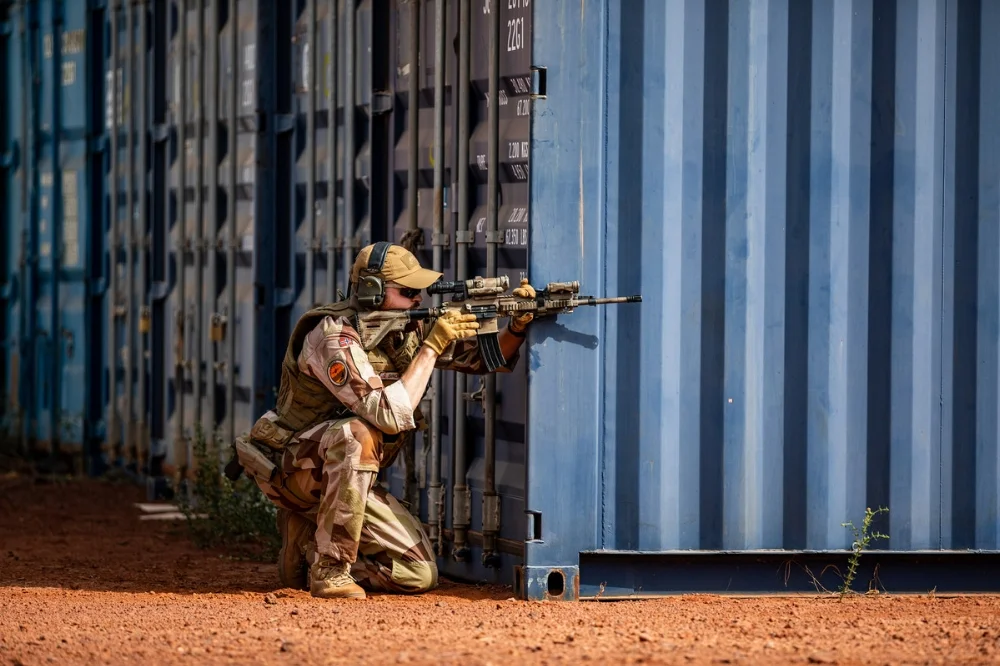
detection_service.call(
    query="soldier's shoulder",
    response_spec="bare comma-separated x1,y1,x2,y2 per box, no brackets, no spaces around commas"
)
312,314,362,344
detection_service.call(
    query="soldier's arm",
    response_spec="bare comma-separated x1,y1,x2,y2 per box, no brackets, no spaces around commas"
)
300,317,417,435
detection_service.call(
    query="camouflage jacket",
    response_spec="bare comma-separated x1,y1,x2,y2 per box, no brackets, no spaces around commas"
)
246,298,519,467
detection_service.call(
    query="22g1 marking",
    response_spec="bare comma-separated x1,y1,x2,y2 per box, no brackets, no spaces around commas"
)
507,17,525,52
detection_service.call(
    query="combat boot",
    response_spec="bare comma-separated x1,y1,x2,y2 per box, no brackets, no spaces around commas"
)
276,509,312,590
310,555,366,599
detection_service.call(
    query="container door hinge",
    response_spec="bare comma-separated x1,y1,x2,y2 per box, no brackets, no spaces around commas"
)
1,143,18,170
89,135,107,154
274,114,294,135
150,281,170,302
152,124,170,143
483,494,500,532
371,91,393,115
275,287,295,308
530,66,547,99
88,0,108,11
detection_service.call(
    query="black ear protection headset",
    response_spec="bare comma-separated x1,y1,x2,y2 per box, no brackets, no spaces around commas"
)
355,241,393,309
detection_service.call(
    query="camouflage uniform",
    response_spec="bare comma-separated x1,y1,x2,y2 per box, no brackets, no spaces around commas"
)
234,300,518,594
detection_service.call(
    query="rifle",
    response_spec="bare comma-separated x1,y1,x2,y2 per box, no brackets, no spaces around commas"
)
354,276,642,372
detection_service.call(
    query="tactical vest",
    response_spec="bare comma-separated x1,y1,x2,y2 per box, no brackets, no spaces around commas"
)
249,298,423,460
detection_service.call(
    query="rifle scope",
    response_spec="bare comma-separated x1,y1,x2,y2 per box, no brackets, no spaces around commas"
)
427,275,510,297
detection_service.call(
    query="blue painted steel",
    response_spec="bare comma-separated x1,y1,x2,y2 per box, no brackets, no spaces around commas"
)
578,551,1000,597
527,0,1000,597
1,0,96,464
13,0,1000,599
1,1,19,447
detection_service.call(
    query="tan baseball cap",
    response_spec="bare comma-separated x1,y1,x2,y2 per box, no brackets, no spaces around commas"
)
351,243,443,289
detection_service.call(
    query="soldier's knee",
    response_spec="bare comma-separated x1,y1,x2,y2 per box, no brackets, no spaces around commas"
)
392,559,438,594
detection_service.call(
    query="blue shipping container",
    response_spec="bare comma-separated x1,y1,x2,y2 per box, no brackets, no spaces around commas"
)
2,0,98,465
5,0,1000,600
524,0,1000,599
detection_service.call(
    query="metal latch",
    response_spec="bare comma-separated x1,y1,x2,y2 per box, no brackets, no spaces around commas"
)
138,307,151,333
371,91,393,115
210,313,227,341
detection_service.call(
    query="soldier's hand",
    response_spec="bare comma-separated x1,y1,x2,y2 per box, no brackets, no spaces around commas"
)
510,278,536,333
424,310,479,355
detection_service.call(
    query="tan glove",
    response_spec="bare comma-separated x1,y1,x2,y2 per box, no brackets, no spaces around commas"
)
423,310,480,355
509,278,536,333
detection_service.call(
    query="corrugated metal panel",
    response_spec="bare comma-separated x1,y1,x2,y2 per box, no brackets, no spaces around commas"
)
104,0,154,473
1,1,17,447
1,0,96,464
284,0,534,584
526,0,1000,589
77,0,533,585
8,0,1000,599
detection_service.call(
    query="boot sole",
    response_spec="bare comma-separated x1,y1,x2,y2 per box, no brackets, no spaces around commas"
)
310,587,367,600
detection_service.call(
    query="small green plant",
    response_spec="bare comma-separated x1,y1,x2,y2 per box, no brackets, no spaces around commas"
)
176,427,281,562
839,506,889,597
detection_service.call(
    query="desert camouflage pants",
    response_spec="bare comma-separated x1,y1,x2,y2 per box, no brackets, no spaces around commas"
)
240,416,437,594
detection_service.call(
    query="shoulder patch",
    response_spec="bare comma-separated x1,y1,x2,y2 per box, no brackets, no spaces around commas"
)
328,359,349,386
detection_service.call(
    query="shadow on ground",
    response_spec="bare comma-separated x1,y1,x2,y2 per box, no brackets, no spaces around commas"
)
0,472,510,601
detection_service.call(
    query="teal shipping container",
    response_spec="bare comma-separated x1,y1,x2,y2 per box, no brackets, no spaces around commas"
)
2,0,96,465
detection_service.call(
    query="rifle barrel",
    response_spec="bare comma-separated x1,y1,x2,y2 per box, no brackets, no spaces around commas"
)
575,295,642,305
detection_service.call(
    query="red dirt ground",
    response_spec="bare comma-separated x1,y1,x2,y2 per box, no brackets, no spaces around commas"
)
2,472,1000,665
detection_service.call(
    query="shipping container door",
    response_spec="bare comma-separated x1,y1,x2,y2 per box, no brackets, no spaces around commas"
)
527,0,1000,598
1,0,97,469
102,0,151,476
379,0,534,585
149,0,253,479
282,0,533,586
1,0,23,450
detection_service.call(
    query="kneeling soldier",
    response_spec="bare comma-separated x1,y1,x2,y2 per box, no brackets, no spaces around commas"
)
230,242,534,598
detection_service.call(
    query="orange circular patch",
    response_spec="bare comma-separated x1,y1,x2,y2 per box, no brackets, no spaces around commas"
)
328,360,349,386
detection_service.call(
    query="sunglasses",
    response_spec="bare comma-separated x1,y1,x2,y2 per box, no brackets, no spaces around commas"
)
390,286,422,299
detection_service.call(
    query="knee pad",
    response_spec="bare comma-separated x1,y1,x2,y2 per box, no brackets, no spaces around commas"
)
391,559,438,594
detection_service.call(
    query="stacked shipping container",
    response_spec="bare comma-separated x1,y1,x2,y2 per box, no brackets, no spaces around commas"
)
1,0,533,588
4,0,1000,599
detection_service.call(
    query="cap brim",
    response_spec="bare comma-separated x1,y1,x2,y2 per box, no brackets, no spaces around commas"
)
393,267,443,289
